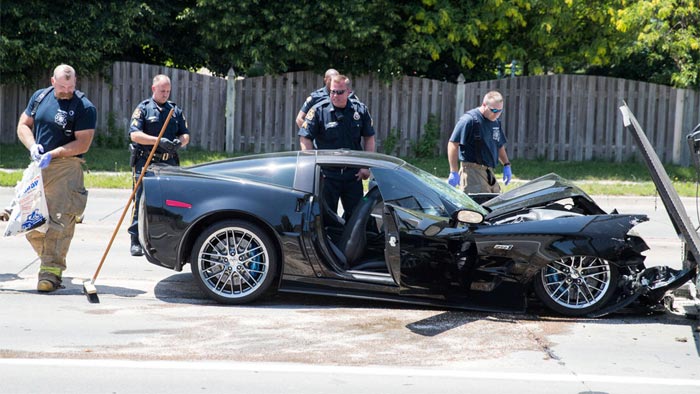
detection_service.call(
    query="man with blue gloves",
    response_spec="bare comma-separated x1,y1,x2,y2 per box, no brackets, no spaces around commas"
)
447,90,512,194
16,64,96,292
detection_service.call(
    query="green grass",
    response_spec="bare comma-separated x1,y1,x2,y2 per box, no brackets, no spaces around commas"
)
1,143,698,195
0,144,242,189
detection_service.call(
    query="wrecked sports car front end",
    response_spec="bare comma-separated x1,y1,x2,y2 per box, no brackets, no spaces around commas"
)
471,104,699,317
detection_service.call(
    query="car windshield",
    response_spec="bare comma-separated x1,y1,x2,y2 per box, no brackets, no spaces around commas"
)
372,163,487,218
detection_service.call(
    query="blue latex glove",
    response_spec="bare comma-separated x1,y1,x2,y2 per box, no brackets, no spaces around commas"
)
30,144,44,162
38,153,52,169
447,171,459,187
503,164,512,185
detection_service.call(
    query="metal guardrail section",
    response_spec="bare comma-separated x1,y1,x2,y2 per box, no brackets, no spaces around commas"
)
620,103,700,274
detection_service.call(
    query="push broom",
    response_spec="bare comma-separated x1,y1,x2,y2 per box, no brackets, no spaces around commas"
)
83,108,174,303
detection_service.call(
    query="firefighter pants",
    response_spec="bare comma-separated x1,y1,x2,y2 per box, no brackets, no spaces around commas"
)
26,157,88,284
459,161,501,194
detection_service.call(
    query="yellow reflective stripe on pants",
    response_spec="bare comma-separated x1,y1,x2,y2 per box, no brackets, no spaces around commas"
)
39,266,63,276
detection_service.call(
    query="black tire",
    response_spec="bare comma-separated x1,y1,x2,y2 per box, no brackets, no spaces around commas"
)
534,255,619,317
190,219,278,304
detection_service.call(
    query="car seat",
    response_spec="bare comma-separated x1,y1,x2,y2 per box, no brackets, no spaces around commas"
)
335,186,382,267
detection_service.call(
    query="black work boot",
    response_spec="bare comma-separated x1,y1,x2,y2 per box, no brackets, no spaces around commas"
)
130,237,144,257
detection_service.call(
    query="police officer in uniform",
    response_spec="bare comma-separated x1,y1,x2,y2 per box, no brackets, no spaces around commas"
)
299,74,375,220
128,74,190,256
16,64,96,292
296,69,338,128
295,68,359,128
447,90,512,194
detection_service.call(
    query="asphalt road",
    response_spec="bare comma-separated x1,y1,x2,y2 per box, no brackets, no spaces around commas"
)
1,187,699,393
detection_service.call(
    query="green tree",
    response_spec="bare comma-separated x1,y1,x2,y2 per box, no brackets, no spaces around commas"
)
612,0,700,88
118,0,206,71
193,0,634,83
191,0,534,81
192,0,411,79
2,0,697,88
0,1,143,84
504,0,629,76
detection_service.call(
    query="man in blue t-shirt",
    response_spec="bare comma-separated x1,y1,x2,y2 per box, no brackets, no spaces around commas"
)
299,74,375,220
447,91,513,194
16,64,97,293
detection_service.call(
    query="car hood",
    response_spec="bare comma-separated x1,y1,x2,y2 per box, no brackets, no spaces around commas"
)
482,173,605,219
619,103,699,294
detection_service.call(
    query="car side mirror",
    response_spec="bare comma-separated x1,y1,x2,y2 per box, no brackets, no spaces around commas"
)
455,209,484,224
422,209,484,236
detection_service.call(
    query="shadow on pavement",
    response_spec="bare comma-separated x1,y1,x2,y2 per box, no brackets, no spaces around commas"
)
0,276,147,298
153,272,209,304
152,272,435,311
406,311,494,337
0,273,21,282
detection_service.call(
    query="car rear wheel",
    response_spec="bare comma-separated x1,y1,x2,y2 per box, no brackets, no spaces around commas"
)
534,255,618,317
190,220,277,304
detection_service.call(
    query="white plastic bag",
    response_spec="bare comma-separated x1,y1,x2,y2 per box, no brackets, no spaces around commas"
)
3,162,50,237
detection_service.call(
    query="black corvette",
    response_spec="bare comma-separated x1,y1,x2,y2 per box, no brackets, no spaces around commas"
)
137,104,698,317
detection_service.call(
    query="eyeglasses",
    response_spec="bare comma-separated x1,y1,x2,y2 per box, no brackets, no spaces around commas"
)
330,89,347,96
488,107,503,114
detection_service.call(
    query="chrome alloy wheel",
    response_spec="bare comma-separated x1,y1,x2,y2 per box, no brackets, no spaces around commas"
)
196,226,269,299
540,255,613,310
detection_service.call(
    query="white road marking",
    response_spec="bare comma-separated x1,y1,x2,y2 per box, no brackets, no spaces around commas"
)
0,358,698,387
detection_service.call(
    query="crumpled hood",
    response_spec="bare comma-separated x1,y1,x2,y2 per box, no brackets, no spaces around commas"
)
482,173,606,220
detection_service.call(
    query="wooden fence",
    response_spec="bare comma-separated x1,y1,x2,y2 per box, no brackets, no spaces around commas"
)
1,62,699,165
459,75,700,165
0,62,227,151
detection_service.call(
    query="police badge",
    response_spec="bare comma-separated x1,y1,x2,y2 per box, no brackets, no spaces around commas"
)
353,111,360,121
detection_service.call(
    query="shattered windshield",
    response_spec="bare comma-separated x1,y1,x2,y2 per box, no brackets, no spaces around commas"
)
371,163,487,218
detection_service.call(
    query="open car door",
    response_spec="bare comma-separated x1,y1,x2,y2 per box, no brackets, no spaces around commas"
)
371,167,486,294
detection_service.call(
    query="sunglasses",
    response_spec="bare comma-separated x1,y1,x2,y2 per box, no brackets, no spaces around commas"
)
488,107,503,114
330,89,347,95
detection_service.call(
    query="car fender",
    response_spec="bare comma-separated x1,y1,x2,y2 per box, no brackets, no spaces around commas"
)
472,214,649,279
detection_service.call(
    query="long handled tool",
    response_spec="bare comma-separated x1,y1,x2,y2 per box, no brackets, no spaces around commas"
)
83,108,174,303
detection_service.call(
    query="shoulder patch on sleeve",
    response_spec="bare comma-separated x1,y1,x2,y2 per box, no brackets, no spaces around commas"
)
305,107,315,120
305,96,312,103
131,108,141,119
